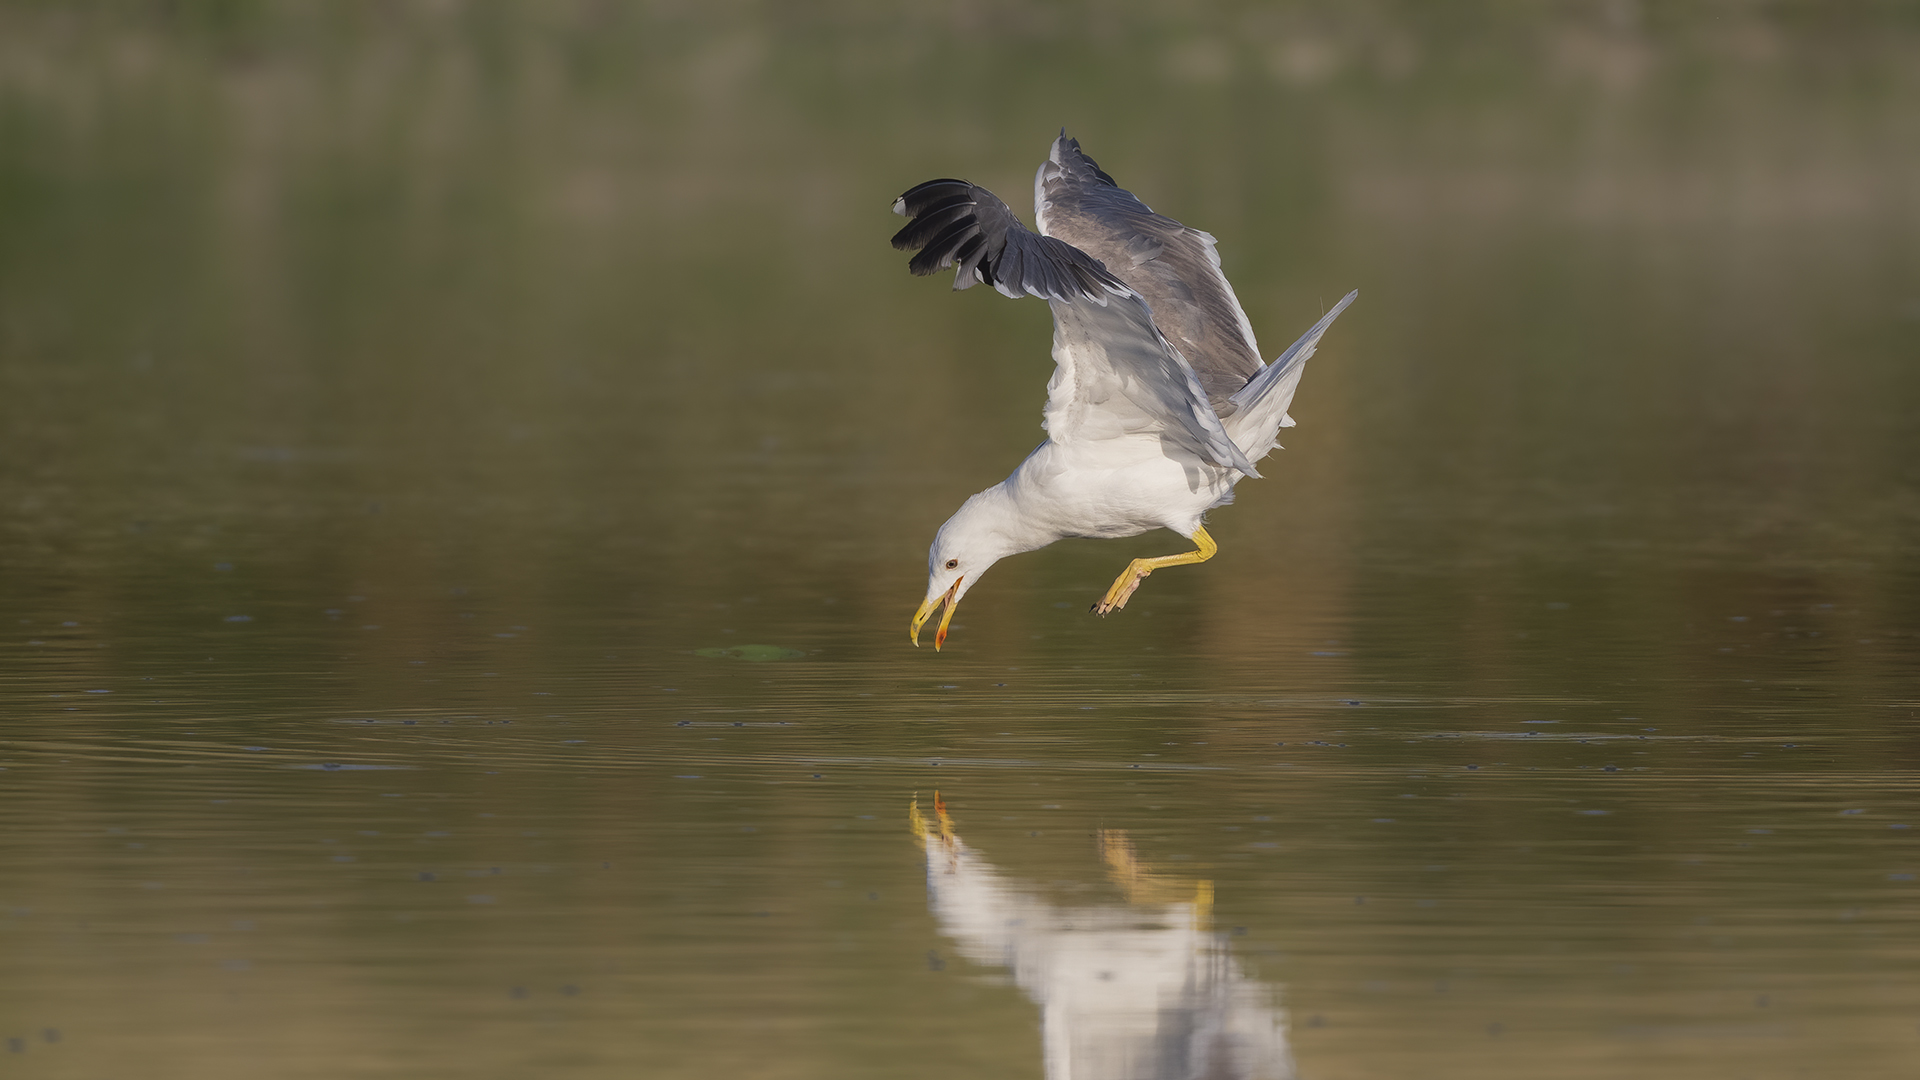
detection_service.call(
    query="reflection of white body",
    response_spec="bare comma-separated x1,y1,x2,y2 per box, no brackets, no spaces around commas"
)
916,806,1293,1080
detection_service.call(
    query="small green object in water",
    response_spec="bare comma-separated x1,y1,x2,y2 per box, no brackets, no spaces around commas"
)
695,644,805,662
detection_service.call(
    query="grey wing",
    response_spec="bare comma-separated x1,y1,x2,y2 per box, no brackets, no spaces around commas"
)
892,179,1258,477
1043,292,1261,478
1228,290,1358,421
1225,290,1358,461
1034,133,1265,410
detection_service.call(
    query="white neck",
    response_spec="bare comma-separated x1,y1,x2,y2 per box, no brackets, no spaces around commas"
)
942,480,1066,563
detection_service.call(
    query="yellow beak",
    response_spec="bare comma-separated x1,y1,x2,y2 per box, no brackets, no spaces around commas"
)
909,578,963,651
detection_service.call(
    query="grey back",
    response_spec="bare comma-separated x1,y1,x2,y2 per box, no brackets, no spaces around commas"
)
1035,135,1265,412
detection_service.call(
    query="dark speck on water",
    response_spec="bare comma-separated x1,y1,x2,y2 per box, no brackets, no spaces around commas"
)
695,645,804,661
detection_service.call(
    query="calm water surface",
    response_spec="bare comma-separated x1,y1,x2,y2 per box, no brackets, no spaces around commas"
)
2,5,1918,1079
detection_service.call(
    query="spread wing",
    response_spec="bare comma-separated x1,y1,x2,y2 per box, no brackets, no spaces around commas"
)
1226,289,1359,453
1034,133,1264,412
892,178,1259,477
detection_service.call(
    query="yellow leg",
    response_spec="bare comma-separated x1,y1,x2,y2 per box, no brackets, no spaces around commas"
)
1093,525,1218,615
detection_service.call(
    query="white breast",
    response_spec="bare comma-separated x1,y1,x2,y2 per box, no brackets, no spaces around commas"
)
1005,438,1239,541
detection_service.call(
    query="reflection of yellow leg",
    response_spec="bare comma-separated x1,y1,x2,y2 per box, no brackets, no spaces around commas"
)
909,791,954,848
1093,526,1218,615
1097,828,1214,929
1191,879,1213,933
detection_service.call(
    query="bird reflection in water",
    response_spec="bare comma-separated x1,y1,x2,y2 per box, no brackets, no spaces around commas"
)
910,793,1294,1080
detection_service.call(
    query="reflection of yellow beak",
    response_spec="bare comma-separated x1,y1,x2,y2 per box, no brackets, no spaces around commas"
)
909,577,963,651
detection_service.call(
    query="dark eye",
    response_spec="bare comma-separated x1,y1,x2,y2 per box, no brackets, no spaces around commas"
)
944,559,959,570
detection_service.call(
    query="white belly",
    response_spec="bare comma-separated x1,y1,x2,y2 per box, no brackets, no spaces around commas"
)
1003,438,1240,541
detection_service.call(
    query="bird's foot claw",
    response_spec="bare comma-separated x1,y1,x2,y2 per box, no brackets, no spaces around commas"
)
1093,566,1149,616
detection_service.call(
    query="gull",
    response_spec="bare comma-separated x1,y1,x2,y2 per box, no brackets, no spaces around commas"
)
899,132,1356,650
912,793,1296,1079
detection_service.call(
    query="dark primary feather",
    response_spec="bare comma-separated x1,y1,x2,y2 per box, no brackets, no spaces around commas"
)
889,173,1259,478
1038,136,1265,409
891,179,1125,302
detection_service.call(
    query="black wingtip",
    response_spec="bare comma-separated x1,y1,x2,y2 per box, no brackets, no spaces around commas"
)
890,172,1127,301
891,179,999,287
892,178,971,218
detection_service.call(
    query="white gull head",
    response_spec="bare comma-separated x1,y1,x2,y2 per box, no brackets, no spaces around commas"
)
910,487,1043,651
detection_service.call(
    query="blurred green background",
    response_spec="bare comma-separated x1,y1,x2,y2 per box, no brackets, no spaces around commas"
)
2,3,1918,1079
4,0,1915,679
